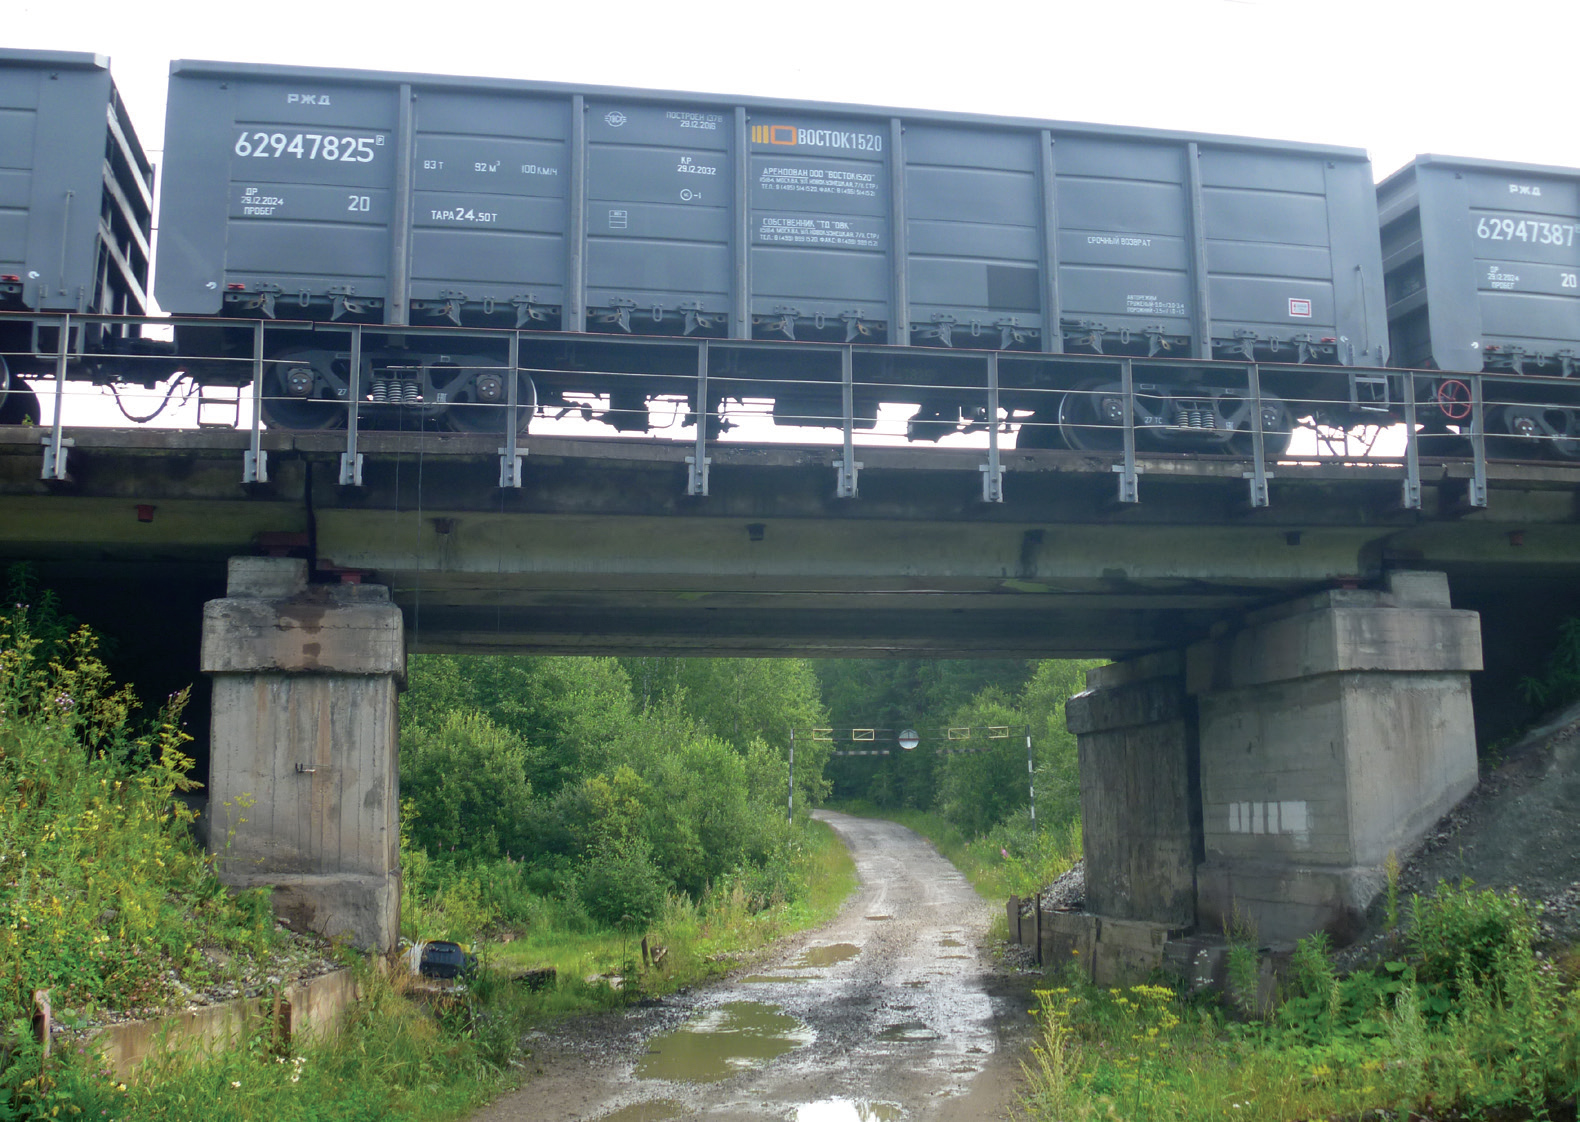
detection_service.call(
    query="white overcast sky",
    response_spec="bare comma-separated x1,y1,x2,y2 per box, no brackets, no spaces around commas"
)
9,0,1580,182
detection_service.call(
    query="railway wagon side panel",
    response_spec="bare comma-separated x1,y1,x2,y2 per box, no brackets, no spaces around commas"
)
153,59,1386,427
0,50,151,318
158,73,399,318
587,98,730,336
1460,166,1580,367
1382,157,1580,376
1051,136,1196,354
748,110,891,341
904,124,1043,346
1200,150,1339,355
409,90,569,326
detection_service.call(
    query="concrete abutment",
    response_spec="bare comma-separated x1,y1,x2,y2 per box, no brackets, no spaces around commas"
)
202,557,405,953
1068,571,1482,945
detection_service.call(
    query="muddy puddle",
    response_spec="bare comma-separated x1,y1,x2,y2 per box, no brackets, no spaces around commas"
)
635,1001,813,1083
792,942,860,968
939,937,964,947
876,1020,940,1042
794,1099,904,1121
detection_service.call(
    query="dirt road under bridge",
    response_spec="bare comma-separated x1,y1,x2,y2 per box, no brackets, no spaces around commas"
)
471,810,1037,1122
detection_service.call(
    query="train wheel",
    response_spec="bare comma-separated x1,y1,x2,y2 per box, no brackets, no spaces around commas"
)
0,387,41,426
1055,381,1128,451
1014,407,1063,449
1488,406,1580,460
1221,393,1294,459
259,354,347,431
445,366,536,435
1226,419,1295,459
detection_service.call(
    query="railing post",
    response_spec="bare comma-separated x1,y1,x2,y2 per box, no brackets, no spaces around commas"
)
980,352,1004,502
686,340,711,496
40,314,72,481
834,345,861,498
1468,374,1488,508
1401,372,1421,510
1113,357,1139,503
243,320,268,484
499,331,525,488
338,325,363,487
1243,362,1271,508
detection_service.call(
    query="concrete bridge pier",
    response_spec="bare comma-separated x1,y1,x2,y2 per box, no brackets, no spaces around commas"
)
201,557,405,952
1065,651,1200,928
1069,571,1482,945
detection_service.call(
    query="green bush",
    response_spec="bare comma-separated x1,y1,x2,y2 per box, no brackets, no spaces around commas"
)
400,710,537,861
1410,879,1539,1004
574,837,668,930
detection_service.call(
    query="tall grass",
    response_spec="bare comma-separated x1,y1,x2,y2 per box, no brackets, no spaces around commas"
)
0,604,292,1118
1021,882,1580,1121
487,816,857,1007
3,813,856,1120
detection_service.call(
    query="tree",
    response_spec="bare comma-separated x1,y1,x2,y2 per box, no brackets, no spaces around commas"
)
400,710,537,860
936,688,1032,837
814,659,1033,808
620,657,826,751
402,654,634,792
1021,659,1100,830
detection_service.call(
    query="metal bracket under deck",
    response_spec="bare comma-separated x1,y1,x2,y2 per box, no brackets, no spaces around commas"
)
499,333,524,489
1242,362,1273,508
1112,358,1140,503
338,325,364,487
1401,371,1421,510
243,320,269,484
979,352,1004,503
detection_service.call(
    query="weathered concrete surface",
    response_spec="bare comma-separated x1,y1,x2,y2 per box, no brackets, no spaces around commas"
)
89,968,361,1079
1066,652,1200,927
1004,907,1183,986
1190,571,1481,943
203,558,404,952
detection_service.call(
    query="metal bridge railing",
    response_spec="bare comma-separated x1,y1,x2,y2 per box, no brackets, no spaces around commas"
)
6,309,1574,510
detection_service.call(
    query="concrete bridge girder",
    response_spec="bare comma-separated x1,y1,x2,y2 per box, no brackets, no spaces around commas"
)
4,428,1580,657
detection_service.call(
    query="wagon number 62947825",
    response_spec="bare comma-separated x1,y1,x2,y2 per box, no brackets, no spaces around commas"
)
234,132,381,162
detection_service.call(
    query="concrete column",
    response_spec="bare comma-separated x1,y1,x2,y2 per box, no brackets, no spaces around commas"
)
202,557,405,952
1187,571,1481,944
1065,651,1201,927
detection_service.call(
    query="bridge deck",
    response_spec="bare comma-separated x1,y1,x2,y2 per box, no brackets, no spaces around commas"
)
3,427,1578,657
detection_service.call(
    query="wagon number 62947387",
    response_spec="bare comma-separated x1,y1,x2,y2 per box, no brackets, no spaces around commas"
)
1476,216,1579,245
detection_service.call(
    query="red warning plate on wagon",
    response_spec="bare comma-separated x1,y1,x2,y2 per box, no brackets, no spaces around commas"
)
1288,298,1313,318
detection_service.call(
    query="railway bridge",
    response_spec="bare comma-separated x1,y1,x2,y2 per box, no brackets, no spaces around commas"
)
3,425,1578,951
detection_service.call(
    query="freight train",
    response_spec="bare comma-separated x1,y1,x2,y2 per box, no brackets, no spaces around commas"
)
3,48,1579,459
